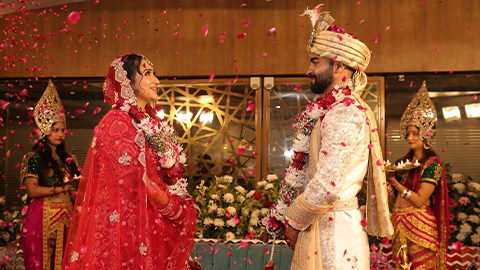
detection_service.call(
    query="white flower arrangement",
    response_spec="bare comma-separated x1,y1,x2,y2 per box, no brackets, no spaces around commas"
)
257,181,267,187
468,215,480,224
460,197,471,204
245,190,255,198
213,218,225,228
265,183,274,190
458,212,468,221
193,174,281,241
460,223,473,235
225,232,236,241
237,195,246,203
235,186,246,193
223,193,234,203
471,233,480,244
226,206,237,215
453,183,466,193
266,174,278,182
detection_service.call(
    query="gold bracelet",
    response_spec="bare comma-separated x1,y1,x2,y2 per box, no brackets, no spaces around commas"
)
158,199,175,215
170,206,183,221
405,190,412,200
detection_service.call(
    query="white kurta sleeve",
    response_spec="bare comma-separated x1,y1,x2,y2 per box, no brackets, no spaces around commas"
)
302,103,366,207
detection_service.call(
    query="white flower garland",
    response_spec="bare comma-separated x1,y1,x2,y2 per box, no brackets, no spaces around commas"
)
265,81,354,235
120,98,188,197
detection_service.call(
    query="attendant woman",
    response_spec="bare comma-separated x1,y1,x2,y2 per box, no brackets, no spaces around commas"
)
20,80,80,270
386,81,449,270
62,54,197,270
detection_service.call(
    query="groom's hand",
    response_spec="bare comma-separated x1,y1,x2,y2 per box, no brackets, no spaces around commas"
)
284,225,299,251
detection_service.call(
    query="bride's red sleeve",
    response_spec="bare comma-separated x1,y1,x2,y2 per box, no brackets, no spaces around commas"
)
62,110,196,270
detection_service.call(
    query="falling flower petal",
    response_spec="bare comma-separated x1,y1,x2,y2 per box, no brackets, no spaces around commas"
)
202,24,209,37
247,102,255,111
68,11,81,25
293,85,302,91
452,241,463,250
243,20,250,27
376,159,383,166
263,248,269,254
237,146,246,154
267,27,277,35
75,109,85,115
209,72,214,82
473,94,477,100
360,219,368,227
237,32,246,39
93,107,102,115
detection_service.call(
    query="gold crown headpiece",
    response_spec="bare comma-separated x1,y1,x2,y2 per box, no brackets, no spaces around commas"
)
399,81,437,147
34,80,66,138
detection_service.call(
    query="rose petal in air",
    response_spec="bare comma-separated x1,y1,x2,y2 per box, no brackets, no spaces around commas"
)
68,11,81,25
237,32,246,39
452,241,463,250
209,72,214,82
360,219,368,227
237,146,246,154
247,102,254,111
293,85,301,91
75,109,85,115
267,27,277,35
263,248,269,254
202,24,209,37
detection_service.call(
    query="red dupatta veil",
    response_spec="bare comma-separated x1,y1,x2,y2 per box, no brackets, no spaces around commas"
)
62,55,197,270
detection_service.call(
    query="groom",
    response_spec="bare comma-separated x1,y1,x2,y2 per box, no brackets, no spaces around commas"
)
282,5,393,269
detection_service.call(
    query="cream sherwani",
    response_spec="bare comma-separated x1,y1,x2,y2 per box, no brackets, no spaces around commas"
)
286,102,371,270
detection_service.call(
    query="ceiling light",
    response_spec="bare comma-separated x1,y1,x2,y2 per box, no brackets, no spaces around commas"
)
442,106,461,120
465,103,480,118
176,111,192,123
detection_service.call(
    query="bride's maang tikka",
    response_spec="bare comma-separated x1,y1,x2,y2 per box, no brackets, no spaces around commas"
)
399,81,437,147
34,79,66,138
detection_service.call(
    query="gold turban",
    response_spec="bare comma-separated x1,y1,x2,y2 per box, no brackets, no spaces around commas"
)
34,80,66,138
399,81,437,147
300,4,371,93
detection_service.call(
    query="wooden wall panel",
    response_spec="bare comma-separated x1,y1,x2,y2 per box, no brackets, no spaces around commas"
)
1,0,479,78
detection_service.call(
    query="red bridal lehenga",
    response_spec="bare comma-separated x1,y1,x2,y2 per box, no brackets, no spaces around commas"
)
62,55,197,270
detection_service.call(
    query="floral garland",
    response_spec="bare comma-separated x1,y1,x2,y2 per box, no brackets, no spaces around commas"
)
264,80,358,237
119,98,188,197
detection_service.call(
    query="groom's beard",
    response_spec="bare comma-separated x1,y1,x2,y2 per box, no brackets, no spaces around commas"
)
310,66,334,95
